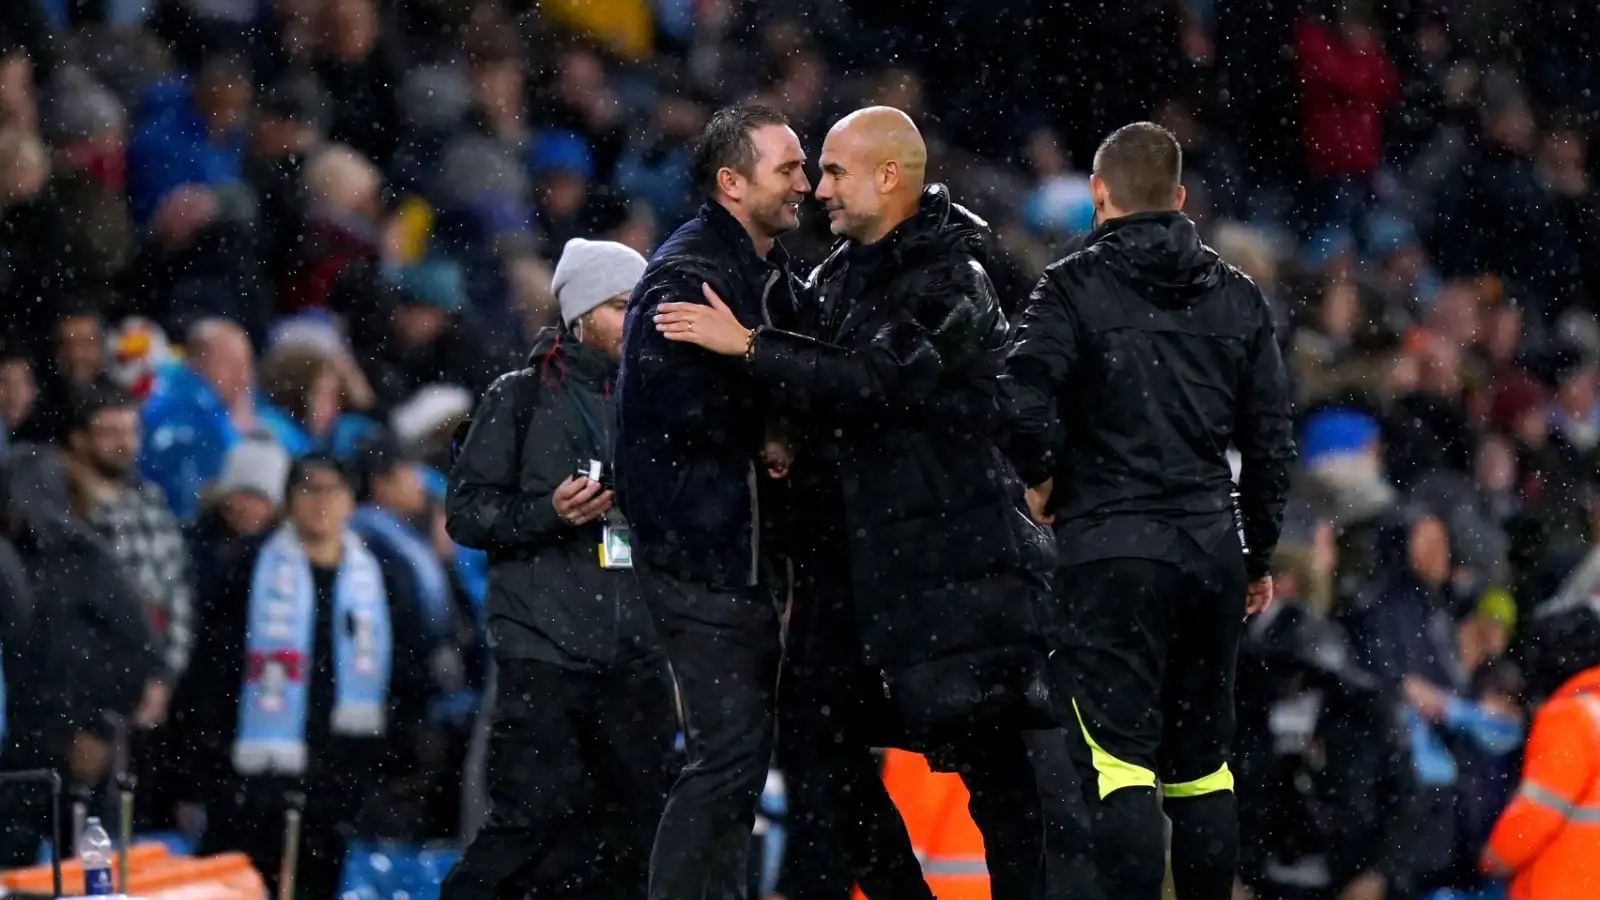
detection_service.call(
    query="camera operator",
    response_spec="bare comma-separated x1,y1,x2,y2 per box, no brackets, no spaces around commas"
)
440,238,677,900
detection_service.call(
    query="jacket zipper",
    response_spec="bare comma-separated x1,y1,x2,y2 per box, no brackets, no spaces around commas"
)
749,269,781,587
603,380,622,656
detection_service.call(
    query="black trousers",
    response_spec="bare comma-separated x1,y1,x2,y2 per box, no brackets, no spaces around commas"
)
777,568,1100,900
438,657,678,900
1058,541,1247,900
202,776,363,900
639,564,782,900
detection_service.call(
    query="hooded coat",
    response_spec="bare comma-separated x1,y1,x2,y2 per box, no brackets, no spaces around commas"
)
1001,211,1296,578
749,184,1058,740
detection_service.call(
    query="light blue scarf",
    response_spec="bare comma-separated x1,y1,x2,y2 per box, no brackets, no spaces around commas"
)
350,505,452,645
233,526,392,776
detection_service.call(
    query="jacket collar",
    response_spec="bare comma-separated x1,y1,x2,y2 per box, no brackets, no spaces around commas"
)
527,327,616,391
1086,210,1189,246
823,184,972,276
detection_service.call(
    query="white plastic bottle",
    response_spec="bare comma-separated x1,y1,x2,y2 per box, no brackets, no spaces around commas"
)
78,817,114,896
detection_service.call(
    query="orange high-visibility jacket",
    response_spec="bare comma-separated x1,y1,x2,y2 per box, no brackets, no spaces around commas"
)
1483,666,1600,900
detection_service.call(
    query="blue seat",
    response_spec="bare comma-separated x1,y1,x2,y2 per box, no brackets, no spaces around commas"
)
338,842,461,900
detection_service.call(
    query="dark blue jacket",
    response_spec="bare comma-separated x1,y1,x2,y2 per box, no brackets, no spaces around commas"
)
615,203,799,587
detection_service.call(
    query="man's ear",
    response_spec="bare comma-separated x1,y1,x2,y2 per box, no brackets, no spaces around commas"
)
1173,183,1188,211
717,166,744,202
1089,173,1109,210
879,160,899,194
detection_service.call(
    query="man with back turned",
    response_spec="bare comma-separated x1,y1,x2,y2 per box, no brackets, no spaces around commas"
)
1000,122,1297,900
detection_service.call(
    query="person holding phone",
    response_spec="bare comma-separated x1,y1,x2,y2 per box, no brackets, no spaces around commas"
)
440,238,675,900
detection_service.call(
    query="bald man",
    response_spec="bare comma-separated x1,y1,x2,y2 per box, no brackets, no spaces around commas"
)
656,108,1099,900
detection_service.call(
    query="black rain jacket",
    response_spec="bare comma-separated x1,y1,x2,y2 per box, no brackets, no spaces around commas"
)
1001,211,1296,578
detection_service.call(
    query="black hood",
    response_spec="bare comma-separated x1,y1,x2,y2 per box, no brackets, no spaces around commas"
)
525,326,617,390
883,183,994,268
1087,211,1222,306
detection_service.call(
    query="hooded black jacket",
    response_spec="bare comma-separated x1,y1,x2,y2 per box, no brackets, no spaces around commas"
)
446,329,659,669
748,185,1057,738
1001,212,1296,578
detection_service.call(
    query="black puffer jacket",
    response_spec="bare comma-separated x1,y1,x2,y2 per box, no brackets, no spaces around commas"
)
446,329,658,670
616,202,801,588
1002,211,1297,577
749,184,1057,739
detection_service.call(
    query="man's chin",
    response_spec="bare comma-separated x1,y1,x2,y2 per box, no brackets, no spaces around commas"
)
101,463,137,481
766,213,800,236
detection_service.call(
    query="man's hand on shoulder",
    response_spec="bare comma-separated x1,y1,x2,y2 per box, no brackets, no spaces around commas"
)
655,283,753,357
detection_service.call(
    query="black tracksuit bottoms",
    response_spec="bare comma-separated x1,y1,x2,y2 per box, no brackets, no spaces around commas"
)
638,563,782,900
1057,538,1248,900
438,657,679,900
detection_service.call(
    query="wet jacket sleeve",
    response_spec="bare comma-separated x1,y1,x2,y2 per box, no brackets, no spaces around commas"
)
746,257,999,419
1234,290,1296,579
999,272,1078,488
445,374,567,551
631,269,757,445
1483,698,1598,874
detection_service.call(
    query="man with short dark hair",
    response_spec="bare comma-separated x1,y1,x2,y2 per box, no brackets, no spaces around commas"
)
616,103,810,900
1000,121,1297,900
65,383,194,683
1089,122,1184,211
63,382,194,836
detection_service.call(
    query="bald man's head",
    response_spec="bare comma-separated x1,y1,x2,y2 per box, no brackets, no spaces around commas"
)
815,106,927,244
188,318,255,407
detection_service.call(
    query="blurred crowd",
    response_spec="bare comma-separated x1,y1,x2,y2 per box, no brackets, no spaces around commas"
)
1,0,1599,897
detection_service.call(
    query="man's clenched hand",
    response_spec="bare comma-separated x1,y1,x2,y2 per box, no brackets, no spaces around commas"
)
552,475,613,526
1245,576,1274,615
1025,478,1054,525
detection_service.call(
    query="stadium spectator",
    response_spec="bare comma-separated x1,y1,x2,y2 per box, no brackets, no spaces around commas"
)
170,453,434,900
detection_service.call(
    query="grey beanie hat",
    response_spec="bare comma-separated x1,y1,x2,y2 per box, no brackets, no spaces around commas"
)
211,436,291,507
552,238,648,325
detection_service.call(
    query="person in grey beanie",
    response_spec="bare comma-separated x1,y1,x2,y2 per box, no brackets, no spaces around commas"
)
440,238,675,900
553,237,649,349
